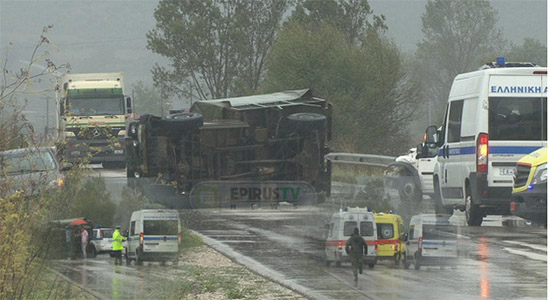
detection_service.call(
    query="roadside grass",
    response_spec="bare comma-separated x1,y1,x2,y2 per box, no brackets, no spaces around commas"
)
156,230,303,299
28,268,94,300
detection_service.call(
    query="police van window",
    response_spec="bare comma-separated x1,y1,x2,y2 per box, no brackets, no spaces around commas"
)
130,221,136,235
144,220,179,235
447,100,464,143
377,223,394,239
423,225,458,240
343,221,357,236
360,222,374,237
409,225,415,239
489,97,547,141
92,230,98,239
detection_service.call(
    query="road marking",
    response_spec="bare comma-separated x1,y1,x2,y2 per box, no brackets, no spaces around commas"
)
504,247,547,262
503,240,547,252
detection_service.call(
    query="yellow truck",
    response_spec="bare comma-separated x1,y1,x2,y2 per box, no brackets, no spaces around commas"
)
374,212,406,267
510,148,547,225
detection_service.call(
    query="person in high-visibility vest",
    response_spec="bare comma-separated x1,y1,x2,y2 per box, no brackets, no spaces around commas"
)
112,225,127,265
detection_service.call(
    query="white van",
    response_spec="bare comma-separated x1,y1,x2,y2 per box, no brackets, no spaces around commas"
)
126,209,181,265
426,59,547,226
325,207,377,268
403,214,461,270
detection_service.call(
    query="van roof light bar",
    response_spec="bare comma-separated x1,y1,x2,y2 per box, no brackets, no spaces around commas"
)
479,58,538,70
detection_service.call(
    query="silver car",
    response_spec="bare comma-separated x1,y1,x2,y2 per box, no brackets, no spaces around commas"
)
0,147,68,197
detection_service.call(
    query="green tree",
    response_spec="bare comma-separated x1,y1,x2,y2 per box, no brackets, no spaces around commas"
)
132,80,169,116
415,0,505,118
147,0,289,100
506,38,547,67
71,177,116,226
263,21,421,155
289,0,387,46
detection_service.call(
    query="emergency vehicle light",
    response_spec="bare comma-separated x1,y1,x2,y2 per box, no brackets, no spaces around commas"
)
178,232,182,244
533,71,547,75
496,57,506,67
338,241,343,250
140,232,144,247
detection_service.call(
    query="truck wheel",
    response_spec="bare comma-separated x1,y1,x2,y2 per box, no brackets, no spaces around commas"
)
287,113,327,134
465,184,483,226
157,113,203,136
399,177,422,202
368,263,375,269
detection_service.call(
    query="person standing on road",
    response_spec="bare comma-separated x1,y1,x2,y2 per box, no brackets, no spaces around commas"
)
112,226,127,265
345,227,367,282
80,226,89,259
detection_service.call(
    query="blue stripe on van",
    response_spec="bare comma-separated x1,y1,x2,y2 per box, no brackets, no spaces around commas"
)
439,146,541,156
143,237,178,241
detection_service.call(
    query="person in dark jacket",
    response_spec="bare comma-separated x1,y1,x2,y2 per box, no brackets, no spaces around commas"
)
345,227,367,282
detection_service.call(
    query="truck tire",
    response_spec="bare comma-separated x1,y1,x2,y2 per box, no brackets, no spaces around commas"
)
287,113,326,134
465,184,483,226
156,113,204,136
399,177,422,202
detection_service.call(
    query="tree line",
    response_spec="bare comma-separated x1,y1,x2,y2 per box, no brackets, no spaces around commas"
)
141,0,546,155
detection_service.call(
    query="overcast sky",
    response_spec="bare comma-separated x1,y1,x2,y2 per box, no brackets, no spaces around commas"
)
0,0,547,131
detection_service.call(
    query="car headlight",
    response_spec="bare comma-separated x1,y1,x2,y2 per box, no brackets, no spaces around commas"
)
531,163,547,185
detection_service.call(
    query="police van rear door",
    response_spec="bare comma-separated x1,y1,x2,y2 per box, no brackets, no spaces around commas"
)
142,212,180,254
487,71,547,188
421,223,458,258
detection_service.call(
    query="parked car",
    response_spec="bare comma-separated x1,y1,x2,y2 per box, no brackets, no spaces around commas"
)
510,148,547,225
0,146,69,197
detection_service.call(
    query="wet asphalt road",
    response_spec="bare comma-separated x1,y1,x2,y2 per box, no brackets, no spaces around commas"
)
184,207,547,300
57,168,545,300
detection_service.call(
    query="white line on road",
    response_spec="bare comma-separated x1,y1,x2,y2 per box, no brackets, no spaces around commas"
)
503,247,547,262
503,240,547,252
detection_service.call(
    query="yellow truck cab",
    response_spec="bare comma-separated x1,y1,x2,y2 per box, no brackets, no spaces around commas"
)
374,212,406,267
511,148,547,224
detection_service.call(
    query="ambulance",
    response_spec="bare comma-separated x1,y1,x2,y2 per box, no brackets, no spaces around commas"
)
374,212,406,267
426,58,546,226
403,214,462,270
325,207,378,268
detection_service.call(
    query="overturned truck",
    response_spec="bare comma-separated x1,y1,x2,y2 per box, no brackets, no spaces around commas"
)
126,89,332,208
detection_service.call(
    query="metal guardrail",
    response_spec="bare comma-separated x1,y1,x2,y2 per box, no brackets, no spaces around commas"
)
325,153,396,168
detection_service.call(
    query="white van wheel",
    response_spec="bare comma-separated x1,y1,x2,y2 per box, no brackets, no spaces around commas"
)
465,185,483,226
136,250,143,265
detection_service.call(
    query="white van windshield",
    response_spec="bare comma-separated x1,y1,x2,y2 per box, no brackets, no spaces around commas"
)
423,224,458,240
144,220,178,235
489,97,547,141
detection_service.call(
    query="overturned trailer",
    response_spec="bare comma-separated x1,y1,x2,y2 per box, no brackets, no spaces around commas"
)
126,89,332,208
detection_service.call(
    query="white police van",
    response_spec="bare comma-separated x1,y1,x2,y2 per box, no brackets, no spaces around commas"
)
325,207,378,268
426,58,547,226
403,214,462,270
126,209,181,265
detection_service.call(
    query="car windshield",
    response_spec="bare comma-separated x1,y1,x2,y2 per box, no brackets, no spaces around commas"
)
143,220,179,235
67,96,124,116
422,224,458,240
102,229,114,238
0,149,56,175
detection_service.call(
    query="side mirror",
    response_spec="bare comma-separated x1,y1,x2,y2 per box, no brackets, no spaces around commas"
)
402,233,408,242
125,97,132,114
60,102,65,115
425,125,438,144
